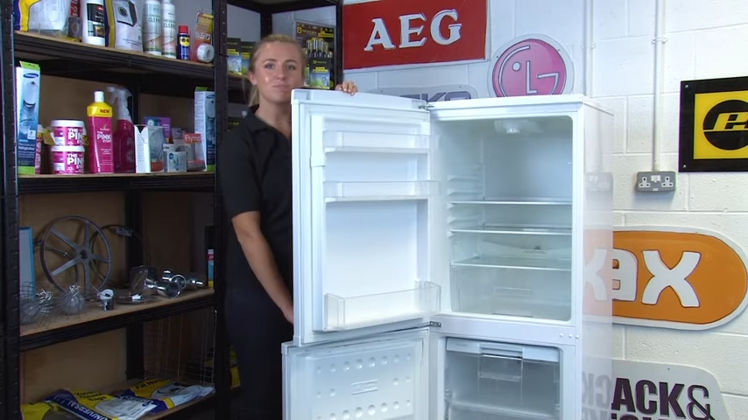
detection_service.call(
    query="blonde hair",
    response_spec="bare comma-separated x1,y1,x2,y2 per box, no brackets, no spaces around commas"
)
245,33,307,107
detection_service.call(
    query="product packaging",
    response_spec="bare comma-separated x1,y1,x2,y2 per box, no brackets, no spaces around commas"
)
190,11,213,62
134,124,165,172
161,0,176,57
227,37,242,76
86,90,114,173
50,120,85,146
143,116,170,142
34,124,42,174
15,61,41,175
45,389,156,420
162,144,187,172
240,41,255,75
171,128,204,171
50,146,85,174
194,88,215,171
108,86,136,172
13,0,77,38
118,379,213,414
142,0,161,55
106,0,143,52
21,401,79,420
80,0,106,46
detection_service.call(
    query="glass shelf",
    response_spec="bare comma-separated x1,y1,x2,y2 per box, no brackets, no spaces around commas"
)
452,256,571,272
324,181,439,202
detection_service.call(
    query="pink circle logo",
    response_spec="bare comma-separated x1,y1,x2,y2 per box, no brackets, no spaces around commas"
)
490,35,573,97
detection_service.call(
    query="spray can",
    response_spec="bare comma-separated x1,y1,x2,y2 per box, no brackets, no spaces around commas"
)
143,0,162,55
178,25,190,60
161,0,176,58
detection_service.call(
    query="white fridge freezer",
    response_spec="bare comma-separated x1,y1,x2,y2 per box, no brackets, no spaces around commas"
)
283,90,614,420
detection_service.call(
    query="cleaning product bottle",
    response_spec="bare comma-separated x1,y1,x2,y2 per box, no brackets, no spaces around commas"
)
161,0,177,58
81,0,106,46
143,0,162,55
87,91,114,173
107,86,136,173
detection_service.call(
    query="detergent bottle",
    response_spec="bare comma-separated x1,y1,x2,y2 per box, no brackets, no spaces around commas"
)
87,91,113,173
107,86,136,173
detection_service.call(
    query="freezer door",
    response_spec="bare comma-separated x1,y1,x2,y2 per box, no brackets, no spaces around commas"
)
291,90,440,346
282,329,430,420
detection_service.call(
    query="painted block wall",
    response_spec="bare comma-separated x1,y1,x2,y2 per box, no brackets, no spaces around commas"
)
332,0,748,417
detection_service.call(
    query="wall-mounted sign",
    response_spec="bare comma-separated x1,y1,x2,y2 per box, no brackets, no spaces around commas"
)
586,226,748,330
488,35,573,97
679,76,748,172
367,85,479,102
342,0,488,71
583,360,729,420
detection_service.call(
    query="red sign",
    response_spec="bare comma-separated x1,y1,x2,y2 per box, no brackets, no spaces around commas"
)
343,0,487,70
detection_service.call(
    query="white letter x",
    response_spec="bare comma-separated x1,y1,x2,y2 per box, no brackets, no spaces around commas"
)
642,251,700,307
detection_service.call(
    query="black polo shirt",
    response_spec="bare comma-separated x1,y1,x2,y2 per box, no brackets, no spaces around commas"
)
218,106,292,293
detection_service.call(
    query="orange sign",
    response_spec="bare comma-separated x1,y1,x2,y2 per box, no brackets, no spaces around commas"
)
609,227,748,330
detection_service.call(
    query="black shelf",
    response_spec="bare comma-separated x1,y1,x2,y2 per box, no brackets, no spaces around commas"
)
18,173,215,195
229,0,338,13
20,290,215,351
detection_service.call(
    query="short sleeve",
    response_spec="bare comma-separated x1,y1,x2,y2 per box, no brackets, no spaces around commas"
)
218,132,262,219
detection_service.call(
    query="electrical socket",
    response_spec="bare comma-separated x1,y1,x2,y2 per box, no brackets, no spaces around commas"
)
636,171,676,192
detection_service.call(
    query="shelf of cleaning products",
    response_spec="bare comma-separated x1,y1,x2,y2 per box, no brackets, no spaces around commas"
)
228,0,338,13
18,173,215,195
13,32,229,97
20,289,215,351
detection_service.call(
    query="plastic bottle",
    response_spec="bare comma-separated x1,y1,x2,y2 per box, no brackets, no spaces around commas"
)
87,91,114,173
81,0,106,46
107,86,136,173
178,25,190,60
161,0,176,58
143,0,162,55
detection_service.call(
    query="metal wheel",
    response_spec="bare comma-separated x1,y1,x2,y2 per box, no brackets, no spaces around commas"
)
38,216,113,298
89,224,147,289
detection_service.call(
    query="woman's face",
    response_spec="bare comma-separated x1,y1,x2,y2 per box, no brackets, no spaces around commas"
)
248,42,305,105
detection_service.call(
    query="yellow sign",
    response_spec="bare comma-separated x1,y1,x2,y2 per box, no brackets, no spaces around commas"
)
693,90,748,159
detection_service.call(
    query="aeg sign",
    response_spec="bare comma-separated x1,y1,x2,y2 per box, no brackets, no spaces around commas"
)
343,0,488,70
585,226,748,330
679,76,748,172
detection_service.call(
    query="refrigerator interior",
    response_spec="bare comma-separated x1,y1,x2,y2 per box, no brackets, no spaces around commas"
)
445,338,561,420
319,116,439,332
435,116,574,322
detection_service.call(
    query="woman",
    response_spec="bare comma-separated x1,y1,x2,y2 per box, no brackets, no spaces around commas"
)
217,33,357,419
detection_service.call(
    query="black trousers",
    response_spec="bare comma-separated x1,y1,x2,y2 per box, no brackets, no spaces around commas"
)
224,286,293,420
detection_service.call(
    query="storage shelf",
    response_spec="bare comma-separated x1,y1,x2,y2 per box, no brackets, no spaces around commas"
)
451,199,571,206
325,146,430,154
450,225,571,236
20,289,215,351
452,256,571,272
228,0,338,13
323,281,440,331
324,130,430,151
324,181,438,202
18,173,215,194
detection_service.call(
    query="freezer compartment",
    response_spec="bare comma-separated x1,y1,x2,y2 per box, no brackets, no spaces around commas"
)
284,333,427,420
450,265,571,321
325,281,441,331
445,338,561,420
324,181,439,202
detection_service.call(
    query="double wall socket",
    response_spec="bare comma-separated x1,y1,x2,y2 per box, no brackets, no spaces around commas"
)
636,171,676,192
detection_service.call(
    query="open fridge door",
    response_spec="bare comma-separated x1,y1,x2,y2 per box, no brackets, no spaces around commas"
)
290,90,441,346
282,328,432,420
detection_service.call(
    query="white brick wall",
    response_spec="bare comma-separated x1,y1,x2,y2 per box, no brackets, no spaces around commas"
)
339,0,748,417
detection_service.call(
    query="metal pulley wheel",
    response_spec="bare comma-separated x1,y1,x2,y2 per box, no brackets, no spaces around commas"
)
90,224,148,289
38,216,113,299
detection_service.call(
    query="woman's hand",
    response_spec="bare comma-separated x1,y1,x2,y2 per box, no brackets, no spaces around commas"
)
335,81,358,95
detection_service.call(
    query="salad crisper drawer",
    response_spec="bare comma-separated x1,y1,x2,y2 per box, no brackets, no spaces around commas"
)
445,338,561,420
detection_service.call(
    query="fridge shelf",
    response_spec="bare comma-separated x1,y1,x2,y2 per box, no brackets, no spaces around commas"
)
447,400,558,420
450,225,571,236
324,130,431,150
452,256,571,272
450,199,571,206
324,181,439,202
325,146,430,154
323,281,441,331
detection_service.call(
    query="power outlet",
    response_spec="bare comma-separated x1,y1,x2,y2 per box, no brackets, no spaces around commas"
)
636,171,676,192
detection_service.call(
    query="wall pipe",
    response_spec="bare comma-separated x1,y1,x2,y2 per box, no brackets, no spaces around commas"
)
652,0,667,171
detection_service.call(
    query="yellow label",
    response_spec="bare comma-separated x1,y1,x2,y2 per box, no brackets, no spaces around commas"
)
21,402,54,420
693,90,748,159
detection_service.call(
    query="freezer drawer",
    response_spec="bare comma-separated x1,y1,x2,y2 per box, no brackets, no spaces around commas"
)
445,338,560,420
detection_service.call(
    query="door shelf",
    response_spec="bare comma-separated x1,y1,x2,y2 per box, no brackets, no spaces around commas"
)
452,256,571,272
324,130,431,150
323,281,440,331
324,181,439,202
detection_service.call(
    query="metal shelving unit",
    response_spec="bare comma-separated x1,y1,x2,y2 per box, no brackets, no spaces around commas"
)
0,0,343,418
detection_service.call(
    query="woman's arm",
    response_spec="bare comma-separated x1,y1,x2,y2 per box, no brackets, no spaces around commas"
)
231,212,293,321
218,134,293,323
